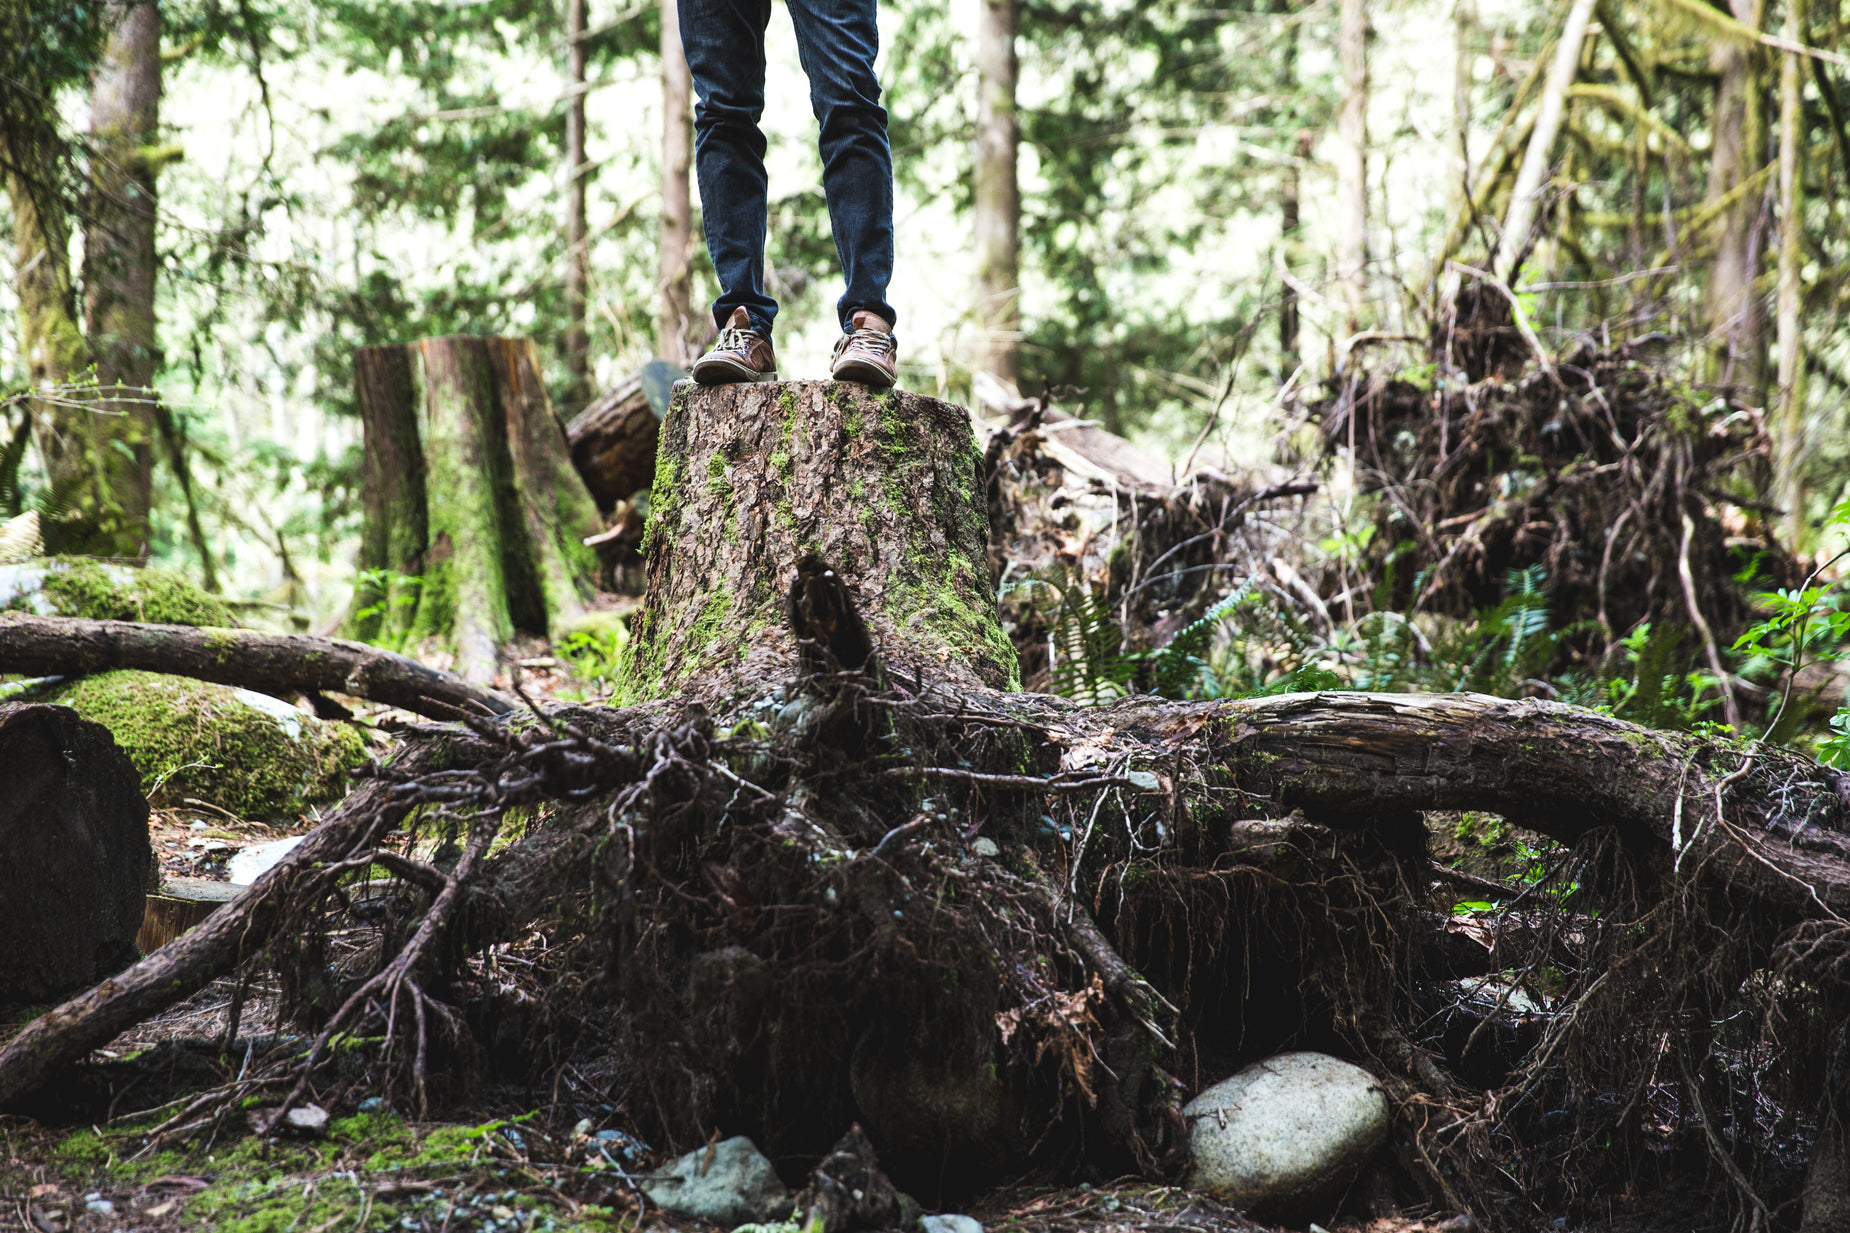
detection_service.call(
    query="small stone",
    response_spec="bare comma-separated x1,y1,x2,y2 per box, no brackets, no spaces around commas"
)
573,1119,594,1137
921,1216,983,1233
84,1196,114,1216
641,1135,792,1225
972,837,1000,858
1438,1216,1478,1233
357,1096,388,1115
285,1103,331,1135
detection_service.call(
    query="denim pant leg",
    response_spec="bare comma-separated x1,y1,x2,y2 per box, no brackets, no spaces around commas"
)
786,0,897,333
678,0,778,338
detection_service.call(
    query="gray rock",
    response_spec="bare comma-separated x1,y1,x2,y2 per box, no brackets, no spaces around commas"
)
641,1136,792,1225
921,1216,983,1233
1183,1051,1390,1222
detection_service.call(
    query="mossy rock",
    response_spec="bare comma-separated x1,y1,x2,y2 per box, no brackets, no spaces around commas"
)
0,556,232,626
49,670,369,821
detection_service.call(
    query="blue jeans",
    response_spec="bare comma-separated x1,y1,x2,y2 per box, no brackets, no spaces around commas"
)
678,0,896,340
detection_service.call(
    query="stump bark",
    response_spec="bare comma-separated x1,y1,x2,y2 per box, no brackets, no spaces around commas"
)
346,336,602,681
0,704,152,1004
624,381,1017,701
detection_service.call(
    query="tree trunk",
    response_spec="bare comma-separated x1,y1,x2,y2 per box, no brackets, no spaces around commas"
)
1490,0,1599,281
565,0,591,406
343,336,601,682
623,382,1018,703
80,0,163,563
975,0,1021,388
1704,0,1769,399
1334,0,1369,349
0,703,151,1005
659,0,695,366
0,612,519,720
7,131,137,558
1279,0,1305,375
1774,0,1807,546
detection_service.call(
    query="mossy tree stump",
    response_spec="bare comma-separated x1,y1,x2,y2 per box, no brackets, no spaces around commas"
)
346,336,602,682
622,381,1018,702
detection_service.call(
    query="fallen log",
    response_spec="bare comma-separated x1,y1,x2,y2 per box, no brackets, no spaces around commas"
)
564,359,679,509
0,612,518,720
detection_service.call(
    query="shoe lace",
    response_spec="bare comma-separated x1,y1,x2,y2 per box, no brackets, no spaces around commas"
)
716,324,758,353
837,325,895,357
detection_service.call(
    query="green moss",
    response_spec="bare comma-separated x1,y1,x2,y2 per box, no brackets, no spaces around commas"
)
688,590,733,661
705,452,734,501
7,557,233,626
52,670,369,820
639,451,685,559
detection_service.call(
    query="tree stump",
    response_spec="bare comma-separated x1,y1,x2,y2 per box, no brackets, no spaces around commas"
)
0,704,152,1004
345,336,602,682
624,381,1017,702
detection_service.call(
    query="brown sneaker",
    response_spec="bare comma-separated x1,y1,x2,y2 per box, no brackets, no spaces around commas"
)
829,310,898,388
692,306,778,384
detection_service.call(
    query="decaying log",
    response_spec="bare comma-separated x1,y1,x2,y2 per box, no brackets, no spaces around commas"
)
625,381,1016,702
564,359,680,509
345,336,602,681
1012,688,1850,914
0,612,517,720
0,703,152,1005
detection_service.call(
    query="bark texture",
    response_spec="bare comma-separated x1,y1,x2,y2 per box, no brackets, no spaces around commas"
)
0,703,151,1004
1335,0,1369,342
659,0,695,365
344,336,601,681
0,612,518,720
624,382,1017,702
974,0,1021,386
1704,0,1769,396
564,0,590,403
81,0,164,558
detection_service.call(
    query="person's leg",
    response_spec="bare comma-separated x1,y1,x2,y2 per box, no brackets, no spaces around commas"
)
679,0,778,338
785,0,896,335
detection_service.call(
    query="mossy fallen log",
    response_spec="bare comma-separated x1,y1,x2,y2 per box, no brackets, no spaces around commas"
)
0,612,517,721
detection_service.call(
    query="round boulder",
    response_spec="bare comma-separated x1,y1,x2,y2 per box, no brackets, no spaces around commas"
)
1184,1051,1391,1222
50,670,368,821
0,703,152,1003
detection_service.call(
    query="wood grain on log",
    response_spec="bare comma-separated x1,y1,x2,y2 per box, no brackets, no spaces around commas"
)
0,703,151,1004
0,613,517,720
625,381,1018,701
565,367,662,509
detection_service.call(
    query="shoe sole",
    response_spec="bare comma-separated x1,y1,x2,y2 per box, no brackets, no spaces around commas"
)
692,358,778,385
829,360,897,388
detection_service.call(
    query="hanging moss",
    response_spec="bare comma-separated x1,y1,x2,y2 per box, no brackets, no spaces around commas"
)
0,556,232,626
51,670,369,821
